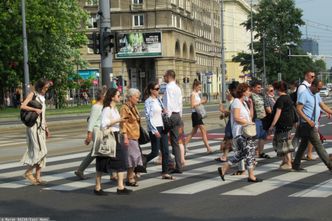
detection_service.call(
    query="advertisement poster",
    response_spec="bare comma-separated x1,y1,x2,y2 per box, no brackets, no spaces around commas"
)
116,32,162,58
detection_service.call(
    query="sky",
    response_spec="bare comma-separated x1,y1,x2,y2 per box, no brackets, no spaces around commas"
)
294,0,332,69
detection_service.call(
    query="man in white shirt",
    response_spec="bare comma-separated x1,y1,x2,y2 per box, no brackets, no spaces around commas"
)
163,70,183,173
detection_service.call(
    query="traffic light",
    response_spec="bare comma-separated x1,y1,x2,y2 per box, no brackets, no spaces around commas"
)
101,31,114,55
87,32,100,54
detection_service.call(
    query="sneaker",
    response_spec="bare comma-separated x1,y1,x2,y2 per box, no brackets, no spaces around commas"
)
74,171,86,180
117,188,132,195
279,164,292,171
94,189,108,196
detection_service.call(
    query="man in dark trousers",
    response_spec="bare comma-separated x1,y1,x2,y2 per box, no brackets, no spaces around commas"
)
294,78,332,172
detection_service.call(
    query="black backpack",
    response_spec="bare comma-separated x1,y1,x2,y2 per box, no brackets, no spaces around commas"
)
290,84,308,105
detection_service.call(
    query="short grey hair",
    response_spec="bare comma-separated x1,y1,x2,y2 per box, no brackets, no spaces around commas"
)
126,88,141,99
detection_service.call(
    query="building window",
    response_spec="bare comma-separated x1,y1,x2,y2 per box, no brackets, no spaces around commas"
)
87,46,94,54
85,0,98,6
87,15,97,29
179,0,184,8
133,14,144,27
171,0,176,5
132,0,143,4
172,14,177,27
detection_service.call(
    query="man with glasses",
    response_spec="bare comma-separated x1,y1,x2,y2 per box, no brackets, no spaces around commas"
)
293,79,332,172
163,70,183,173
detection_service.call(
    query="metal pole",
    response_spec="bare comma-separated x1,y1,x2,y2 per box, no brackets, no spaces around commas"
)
262,36,266,87
99,0,112,88
22,0,30,98
220,0,226,103
250,0,255,78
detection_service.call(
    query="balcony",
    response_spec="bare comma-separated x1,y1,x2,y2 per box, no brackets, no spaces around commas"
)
130,3,144,11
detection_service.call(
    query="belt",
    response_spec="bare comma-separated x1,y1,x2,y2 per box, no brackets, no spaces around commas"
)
172,112,180,114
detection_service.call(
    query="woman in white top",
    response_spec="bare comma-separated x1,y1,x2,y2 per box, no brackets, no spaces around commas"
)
144,82,174,180
185,79,212,153
94,88,132,195
217,83,262,182
21,79,51,185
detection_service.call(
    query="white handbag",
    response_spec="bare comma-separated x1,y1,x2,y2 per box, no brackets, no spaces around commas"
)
195,104,207,119
242,123,256,138
92,127,116,158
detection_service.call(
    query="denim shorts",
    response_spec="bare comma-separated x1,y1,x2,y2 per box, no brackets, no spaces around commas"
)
255,119,267,139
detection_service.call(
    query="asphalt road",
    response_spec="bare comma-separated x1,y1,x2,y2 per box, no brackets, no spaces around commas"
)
1,104,332,221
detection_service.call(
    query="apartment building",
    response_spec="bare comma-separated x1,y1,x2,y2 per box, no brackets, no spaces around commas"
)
81,0,251,98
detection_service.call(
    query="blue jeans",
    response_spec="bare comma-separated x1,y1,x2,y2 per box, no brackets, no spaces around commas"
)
293,127,332,170
146,127,170,173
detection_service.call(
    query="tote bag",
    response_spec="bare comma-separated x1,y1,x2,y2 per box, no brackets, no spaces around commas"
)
92,128,116,158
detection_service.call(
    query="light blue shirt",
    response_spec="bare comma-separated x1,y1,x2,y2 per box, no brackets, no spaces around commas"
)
297,88,322,126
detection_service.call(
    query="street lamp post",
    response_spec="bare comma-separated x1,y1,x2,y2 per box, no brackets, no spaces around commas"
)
262,35,266,87
21,0,30,98
220,0,226,103
250,0,255,78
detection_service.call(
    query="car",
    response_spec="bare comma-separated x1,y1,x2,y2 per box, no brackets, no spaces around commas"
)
320,87,329,97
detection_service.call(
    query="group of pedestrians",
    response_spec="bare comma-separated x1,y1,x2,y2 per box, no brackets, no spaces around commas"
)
19,70,332,197
217,70,332,182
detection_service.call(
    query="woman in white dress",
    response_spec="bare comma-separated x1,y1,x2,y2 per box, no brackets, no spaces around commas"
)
21,79,51,185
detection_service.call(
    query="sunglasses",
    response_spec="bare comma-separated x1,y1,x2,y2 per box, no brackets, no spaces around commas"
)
153,87,160,91
310,75,315,79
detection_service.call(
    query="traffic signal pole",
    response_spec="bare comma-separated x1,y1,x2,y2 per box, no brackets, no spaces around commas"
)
99,0,112,88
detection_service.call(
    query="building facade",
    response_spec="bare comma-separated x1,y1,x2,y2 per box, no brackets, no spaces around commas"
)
81,0,251,98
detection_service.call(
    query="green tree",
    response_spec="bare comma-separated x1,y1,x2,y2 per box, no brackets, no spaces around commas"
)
0,0,88,108
232,0,325,83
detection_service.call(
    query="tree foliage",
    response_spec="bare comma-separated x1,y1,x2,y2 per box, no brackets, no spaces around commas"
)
0,0,88,108
232,0,326,83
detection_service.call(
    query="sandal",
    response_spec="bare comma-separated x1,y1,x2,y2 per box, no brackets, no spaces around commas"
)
214,158,227,163
35,179,47,185
125,181,139,187
162,175,175,180
232,170,246,176
217,167,225,181
23,172,38,185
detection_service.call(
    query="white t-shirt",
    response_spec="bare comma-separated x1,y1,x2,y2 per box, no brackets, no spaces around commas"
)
191,92,201,112
230,98,251,137
101,106,120,132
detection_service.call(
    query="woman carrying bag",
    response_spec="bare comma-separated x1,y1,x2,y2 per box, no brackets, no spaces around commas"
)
144,82,174,180
20,79,52,185
94,88,132,195
185,79,212,153
217,83,262,183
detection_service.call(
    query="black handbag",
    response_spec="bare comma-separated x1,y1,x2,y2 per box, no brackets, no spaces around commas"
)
20,93,42,127
158,98,174,132
139,126,150,145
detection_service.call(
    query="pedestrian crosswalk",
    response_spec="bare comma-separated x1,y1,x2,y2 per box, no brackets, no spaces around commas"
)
0,140,331,198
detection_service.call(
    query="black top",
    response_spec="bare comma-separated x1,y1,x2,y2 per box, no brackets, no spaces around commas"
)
274,95,295,131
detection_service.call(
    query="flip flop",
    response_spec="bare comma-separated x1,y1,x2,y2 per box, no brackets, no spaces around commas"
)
162,175,175,180
214,158,227,163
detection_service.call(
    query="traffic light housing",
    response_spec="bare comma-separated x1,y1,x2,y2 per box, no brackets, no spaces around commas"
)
101,31,114,55
87,32,100,54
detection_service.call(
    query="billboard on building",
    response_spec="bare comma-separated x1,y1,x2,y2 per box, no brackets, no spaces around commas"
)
115,32,162,58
